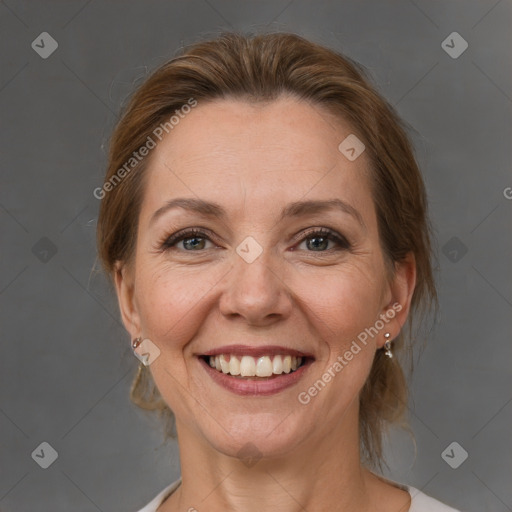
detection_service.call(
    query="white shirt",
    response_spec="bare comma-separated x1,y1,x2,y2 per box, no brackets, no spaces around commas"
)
135,478,462,511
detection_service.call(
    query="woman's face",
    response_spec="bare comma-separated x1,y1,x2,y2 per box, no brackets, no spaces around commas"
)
115,96,413,458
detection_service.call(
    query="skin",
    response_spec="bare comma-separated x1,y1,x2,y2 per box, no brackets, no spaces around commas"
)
114,95,416,512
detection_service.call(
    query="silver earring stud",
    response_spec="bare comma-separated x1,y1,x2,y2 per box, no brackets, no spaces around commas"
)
384,333,393,358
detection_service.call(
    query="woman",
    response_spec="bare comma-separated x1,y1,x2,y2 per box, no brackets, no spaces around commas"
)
96,32,461,512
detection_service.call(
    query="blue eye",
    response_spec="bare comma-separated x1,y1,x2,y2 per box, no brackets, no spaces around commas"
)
160,228,214,251
159,227,351,253
297,228,350,252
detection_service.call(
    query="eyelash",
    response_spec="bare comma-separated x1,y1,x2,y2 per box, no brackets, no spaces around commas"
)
157,227,351,254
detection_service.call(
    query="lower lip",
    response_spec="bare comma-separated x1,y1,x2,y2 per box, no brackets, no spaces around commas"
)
198,357,312,396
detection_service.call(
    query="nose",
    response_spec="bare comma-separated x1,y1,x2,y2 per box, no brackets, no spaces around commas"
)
218,246,293,327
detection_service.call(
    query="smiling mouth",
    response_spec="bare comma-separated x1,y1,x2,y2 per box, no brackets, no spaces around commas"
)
200,354,309,379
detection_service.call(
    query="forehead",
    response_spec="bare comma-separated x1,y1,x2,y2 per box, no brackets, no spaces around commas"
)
140,96,373,223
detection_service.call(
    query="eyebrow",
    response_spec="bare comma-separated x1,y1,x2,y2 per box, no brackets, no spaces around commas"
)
149,197,365,228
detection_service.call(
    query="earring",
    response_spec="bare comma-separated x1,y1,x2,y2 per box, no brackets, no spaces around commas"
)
383,333,393,358
132,337,147,368
132,337,142,351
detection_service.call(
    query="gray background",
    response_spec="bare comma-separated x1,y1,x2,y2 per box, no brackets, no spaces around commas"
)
1,1,511,511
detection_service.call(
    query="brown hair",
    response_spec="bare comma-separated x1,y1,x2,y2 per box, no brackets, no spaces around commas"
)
96,32,437,467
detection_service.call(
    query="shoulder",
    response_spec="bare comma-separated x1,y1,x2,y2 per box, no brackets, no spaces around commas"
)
373,472,462,512
134,479,181,512
135,478,463,512
407,486,462,512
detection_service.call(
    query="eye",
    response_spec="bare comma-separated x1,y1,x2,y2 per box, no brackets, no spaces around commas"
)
159,228,216,251
296,228,351,253
157,227,351,254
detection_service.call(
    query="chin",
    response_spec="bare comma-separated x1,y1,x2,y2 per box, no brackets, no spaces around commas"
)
199,409,314,461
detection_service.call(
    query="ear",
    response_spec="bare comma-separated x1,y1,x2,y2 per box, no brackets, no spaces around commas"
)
113,261,141,340
377,252,417,348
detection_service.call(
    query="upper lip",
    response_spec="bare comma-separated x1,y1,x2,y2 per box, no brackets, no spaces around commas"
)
199,344,315,359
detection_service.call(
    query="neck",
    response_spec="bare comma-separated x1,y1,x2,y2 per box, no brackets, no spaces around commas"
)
167,404,375,512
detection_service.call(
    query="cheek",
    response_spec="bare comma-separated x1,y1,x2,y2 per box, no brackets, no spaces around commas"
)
299,264,385,345
302,272,382,411
135,264,217,348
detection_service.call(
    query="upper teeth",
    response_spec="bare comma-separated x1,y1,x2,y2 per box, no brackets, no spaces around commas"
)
208,354,303,377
